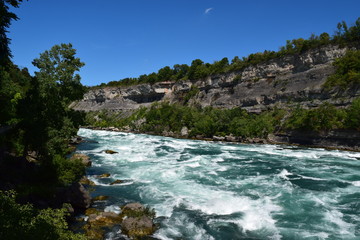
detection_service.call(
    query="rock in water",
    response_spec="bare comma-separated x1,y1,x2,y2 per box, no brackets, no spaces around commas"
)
105,149,118,154
110,179,122,185
92,195,109,201
122,202,145,212
122,216,155,238
79,176,96,186
84,211,122,240
120,202,157,238
98,173,111,178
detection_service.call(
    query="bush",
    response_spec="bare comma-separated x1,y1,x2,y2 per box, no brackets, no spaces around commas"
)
285,103,347,131
346,98,360,130
325,50,360,89
0,191,85,240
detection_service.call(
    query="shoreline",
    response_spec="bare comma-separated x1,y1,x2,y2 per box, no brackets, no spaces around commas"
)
80,126,360,153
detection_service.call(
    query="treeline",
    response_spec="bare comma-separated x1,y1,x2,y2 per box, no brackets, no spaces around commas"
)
85,98,360,138
93,18,360,89
1,1,86,239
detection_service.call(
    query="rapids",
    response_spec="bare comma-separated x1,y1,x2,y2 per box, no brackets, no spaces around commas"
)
77,128,360,240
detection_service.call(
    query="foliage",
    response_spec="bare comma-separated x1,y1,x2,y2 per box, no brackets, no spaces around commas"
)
52,155,85,186
284,103,347,131
183,85,200,103
0,0,24,63
324,50,360,89
91,18,360,89
0,63,31,125
0,190,86,240
87,102,286,139
20,43,86,159
345,98,360,130
88,98,360,137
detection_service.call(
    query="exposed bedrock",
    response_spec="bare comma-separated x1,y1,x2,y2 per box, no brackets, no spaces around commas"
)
72,45,360,113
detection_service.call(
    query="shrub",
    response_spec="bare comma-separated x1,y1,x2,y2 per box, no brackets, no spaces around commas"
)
0,191,86,240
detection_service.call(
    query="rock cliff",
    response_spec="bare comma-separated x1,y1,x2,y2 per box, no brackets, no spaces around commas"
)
72,45,360,113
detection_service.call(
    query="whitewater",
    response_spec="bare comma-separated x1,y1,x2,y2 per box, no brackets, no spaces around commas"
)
77,128,360,239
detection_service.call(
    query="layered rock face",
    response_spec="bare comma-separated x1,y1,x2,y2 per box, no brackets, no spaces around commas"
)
72,45,360,113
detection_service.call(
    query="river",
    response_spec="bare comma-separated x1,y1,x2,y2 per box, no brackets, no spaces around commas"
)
77,128,360,240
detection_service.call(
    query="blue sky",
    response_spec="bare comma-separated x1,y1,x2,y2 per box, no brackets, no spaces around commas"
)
8,0,360,86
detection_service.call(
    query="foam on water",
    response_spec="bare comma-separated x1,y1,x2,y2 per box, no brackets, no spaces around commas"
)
352,181,360,186
77,128,360,239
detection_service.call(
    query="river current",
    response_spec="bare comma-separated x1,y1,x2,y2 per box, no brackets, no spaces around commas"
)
77,128,360,240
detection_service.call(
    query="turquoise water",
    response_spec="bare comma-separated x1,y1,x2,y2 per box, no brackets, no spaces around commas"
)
77,128,360,240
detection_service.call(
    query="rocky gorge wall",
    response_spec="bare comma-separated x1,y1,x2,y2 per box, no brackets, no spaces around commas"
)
72,45,360,113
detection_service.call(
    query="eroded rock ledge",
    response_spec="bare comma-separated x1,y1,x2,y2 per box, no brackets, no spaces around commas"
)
72,45,360,113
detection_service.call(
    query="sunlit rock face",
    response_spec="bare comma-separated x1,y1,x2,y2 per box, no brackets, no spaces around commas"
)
72,45,360,113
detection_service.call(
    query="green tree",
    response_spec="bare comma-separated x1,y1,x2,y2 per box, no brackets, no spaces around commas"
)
325,50,360,89
157,66,173,82
32,43,85,105
346,98,360,130
21,43,86,158
0,0,24,63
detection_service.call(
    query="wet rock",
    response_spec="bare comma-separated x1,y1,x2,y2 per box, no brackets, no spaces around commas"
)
105,149,118,154
70,153,92,167
120,202,157,238
122,216,156,238
98,173,111,178
110,179,123,185
79,176,96,186
84,227,104,240
84,211,122,240
88,212,122,226
122,202,145,212
85,208,101,216
92,195,109,201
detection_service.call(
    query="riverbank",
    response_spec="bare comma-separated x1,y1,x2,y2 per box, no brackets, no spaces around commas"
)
81,126,360,152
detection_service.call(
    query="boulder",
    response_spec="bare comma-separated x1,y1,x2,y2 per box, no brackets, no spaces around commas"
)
88,212,121,226
79,176,96,186
104,149,118,154
213,136,225,141
85,208,101,216
122,202,145,212
180,126,189,137
120,203,156,239
225,135,237,142
62,182,91,210
92,195,109,201
84,211,122,240
110,179,122,185
70,136,83,145
121,216,156,238
71,153,92,167
97,173,111,178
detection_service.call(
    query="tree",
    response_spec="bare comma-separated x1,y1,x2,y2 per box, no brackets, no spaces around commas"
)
157,66,173,82
0,0,24,63
21,43,86,158
32,43,85,105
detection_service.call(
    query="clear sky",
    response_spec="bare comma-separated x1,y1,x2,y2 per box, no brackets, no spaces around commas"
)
8,0,360,86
